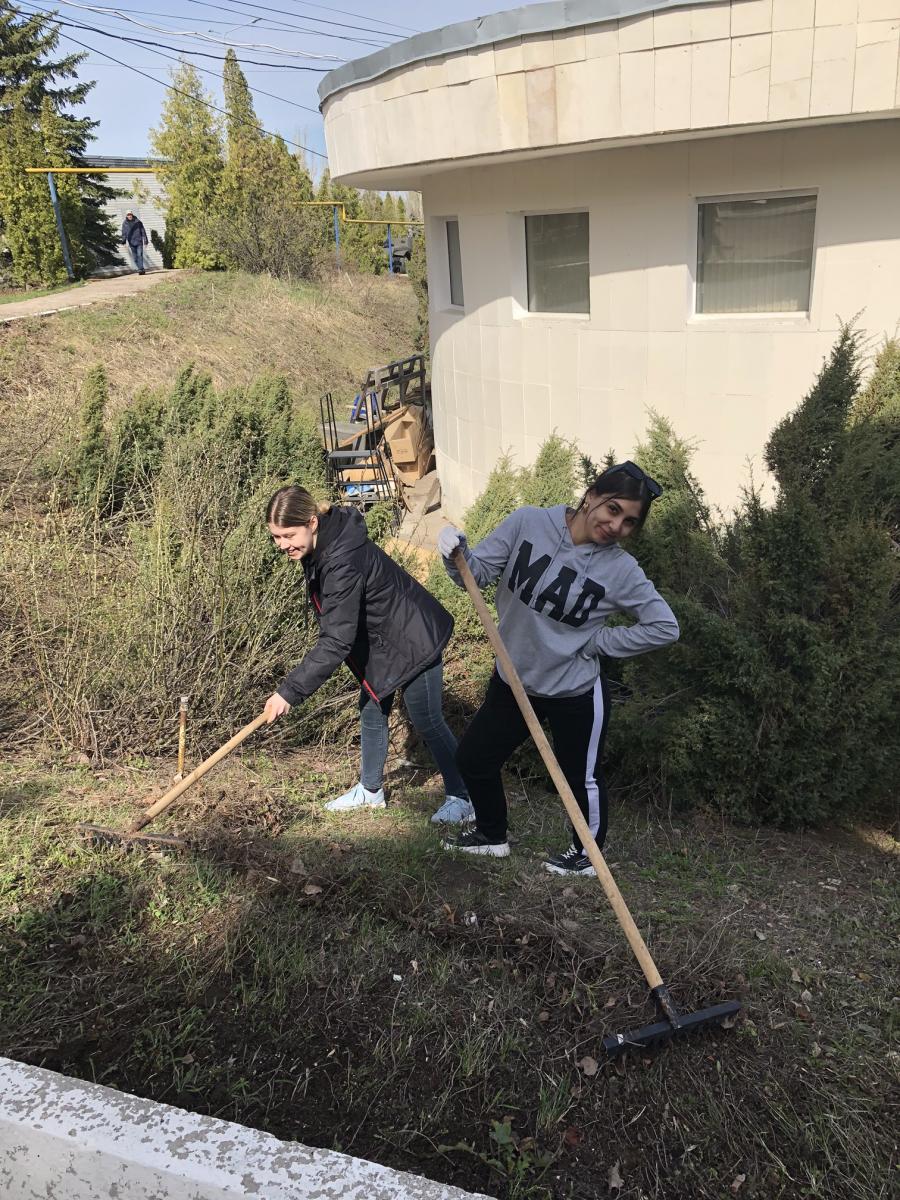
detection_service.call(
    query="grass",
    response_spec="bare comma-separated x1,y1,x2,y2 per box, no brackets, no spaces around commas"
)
1,736,896,1200
0,280,86,305
1,268,895,1198
0,269,416,488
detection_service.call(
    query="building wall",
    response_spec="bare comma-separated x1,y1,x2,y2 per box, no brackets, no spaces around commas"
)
322,0,900,184
102,171,166,273
424,119,900,519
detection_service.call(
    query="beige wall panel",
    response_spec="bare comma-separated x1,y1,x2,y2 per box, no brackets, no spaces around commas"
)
654,45,693,130
585,21,618,58
691,38,732,126
654,6,694,47
692,1,732,41
731,0,774,38
772,0,814,31
419,122,900,520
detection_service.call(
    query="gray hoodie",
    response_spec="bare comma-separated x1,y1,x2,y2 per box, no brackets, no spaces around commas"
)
443,504,679,698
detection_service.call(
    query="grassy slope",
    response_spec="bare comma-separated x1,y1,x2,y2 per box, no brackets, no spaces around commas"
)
0,270,416,486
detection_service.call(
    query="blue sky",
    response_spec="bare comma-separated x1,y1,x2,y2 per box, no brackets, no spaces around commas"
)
38,0,510,166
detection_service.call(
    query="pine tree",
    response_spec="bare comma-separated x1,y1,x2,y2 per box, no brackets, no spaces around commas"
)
0,3,116,278
214,52,319,278
0,95,64,285
150,60,223,269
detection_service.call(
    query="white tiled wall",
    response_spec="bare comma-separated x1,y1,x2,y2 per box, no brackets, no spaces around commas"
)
423,120,900,520
323,0,900,178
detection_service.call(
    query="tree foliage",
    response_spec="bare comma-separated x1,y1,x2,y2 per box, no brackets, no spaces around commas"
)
0,2,116,283
148,52,419,284
150,61,223,269
609,331,900,825
449,334,900,827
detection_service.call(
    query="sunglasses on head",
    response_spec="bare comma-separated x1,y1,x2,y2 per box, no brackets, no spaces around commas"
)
611,460,663,499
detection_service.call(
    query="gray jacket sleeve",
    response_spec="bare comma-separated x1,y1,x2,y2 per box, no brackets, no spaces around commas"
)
442,510,522,589
594,562,680,658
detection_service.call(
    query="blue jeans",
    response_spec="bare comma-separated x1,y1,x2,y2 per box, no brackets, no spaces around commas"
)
359,658,468,797
129,243,145,271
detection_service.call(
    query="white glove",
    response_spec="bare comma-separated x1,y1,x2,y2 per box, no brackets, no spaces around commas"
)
437,525,465,559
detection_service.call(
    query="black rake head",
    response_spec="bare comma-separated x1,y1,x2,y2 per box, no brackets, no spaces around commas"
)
603,994,742,1058
76,823,189,853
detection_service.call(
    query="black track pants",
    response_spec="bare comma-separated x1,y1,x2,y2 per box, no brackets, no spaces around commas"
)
456,671,611,850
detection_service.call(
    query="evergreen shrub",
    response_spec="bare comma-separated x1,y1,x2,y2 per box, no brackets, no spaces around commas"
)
437,333,900,826
3,368,330,755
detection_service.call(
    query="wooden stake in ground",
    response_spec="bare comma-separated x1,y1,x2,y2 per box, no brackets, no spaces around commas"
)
78,713,268,850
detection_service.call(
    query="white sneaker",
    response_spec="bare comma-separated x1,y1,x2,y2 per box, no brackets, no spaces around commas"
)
325,782,386,812
430,795,475,824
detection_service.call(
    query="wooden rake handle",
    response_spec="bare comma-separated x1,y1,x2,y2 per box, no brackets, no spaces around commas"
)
452,548,664,992
128,713,268,834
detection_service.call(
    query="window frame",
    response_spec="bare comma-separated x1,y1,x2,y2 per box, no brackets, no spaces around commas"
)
692,189,819,320
443,217,464,312
520,209,591,318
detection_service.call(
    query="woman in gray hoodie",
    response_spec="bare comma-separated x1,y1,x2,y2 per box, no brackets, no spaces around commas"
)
438,461,678,877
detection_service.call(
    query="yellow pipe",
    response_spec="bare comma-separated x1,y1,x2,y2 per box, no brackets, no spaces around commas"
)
26,166,159,173
343,217,423,226
24,172,423,226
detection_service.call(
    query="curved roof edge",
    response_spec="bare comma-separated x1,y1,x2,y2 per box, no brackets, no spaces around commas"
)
318,0,722,105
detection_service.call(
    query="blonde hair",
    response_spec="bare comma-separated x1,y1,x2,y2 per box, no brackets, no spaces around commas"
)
265,485,331,527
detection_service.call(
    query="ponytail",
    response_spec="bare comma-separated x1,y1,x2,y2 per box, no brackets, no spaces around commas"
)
266,485,331,526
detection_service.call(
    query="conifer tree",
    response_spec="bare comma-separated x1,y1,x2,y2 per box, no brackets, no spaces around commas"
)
214,51,318,278
0,95,63,285
0,3,116,278
150,60,223,269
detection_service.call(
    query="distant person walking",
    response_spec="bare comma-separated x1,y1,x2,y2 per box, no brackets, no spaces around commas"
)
120,211,148,275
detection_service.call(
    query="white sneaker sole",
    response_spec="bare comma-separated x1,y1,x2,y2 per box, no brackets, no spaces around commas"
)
543,861,596,877
325,799,386,813
442,840,510,857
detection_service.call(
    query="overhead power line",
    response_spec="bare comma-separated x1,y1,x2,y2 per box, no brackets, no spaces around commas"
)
267,0,419,36
182,0,397,42
15,3,334,69
41,21,331,157
48,0,391,47
99,22,324,112
32,0,345,58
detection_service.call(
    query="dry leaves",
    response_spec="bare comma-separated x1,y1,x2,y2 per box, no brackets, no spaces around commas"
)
608,1161,624,1191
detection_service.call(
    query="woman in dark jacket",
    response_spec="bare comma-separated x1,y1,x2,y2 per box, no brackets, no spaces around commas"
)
263,485,473,822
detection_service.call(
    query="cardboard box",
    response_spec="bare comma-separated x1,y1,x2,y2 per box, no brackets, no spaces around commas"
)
383,404,426,464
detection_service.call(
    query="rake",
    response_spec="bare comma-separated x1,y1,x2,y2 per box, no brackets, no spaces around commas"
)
452,549,741,1056
77,713,268,850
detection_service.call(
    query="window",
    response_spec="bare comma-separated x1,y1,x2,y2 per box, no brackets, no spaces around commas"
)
446,219,463,307
525,212,589,314
696,194,816,314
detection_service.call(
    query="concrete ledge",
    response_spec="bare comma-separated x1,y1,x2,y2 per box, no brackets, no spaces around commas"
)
0,1057,492,1200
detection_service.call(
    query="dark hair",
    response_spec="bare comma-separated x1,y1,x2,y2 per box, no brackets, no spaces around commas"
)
578,462,661,531
266,485,331,527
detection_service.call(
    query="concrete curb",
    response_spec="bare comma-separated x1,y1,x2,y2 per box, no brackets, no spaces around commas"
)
0,1057,493,1200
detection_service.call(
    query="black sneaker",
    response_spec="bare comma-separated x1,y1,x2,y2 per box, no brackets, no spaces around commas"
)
442,827,510,858
543,843,597,877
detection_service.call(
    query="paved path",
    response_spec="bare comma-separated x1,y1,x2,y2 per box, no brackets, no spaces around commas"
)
0,270,177,323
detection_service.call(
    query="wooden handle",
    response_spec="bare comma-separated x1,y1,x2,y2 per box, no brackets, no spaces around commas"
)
452,549,664,992
128,713,268,834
